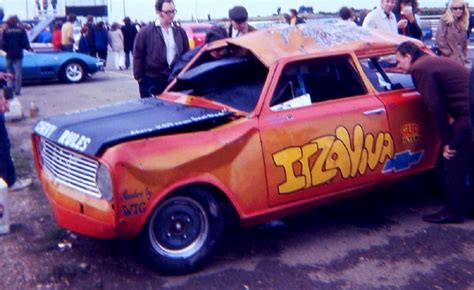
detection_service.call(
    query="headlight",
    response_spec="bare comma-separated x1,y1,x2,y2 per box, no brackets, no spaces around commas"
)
96,163,113,200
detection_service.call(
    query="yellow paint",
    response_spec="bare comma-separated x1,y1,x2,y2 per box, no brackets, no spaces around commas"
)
272,125,394,194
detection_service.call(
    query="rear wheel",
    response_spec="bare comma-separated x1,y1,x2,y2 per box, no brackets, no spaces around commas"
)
60,61,85,83
139,188,224,274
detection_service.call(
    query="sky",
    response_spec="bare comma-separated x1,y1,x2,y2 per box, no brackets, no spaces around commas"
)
0,0,471,23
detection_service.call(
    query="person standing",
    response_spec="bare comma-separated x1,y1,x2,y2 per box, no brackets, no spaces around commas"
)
2,15,31,96
0,72,32,192
339,6,357,25
61,14,76,51
362,0,398,34
289,9,305,25
94,21,108,65
85,15,96,57
393,0,422,39
396,41,472,223
133,0,189,98
227,6,256,38
52,21,62,50
436,0,469,66
77,27,89,55
108,23,125,70
121,17,137,70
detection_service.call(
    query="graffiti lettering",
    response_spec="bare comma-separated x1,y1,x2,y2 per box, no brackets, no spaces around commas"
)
34,121,57,138
401,123,421,144
58,130,91,152
122,203,146,217
273,125,394,194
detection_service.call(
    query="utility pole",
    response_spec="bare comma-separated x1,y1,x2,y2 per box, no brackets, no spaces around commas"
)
25,0,29,19
123,0,126,17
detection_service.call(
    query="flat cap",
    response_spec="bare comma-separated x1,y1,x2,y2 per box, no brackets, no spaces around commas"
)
229,6,248,22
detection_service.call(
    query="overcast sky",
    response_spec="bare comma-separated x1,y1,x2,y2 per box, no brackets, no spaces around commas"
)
1,0,470,22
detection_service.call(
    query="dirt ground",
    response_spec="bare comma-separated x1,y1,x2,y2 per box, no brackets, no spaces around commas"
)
2,69,474,290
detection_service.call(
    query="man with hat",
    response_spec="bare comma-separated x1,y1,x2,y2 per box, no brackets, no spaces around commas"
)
227,6,256,38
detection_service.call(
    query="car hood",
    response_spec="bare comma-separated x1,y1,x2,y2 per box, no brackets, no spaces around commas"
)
33,98,235,156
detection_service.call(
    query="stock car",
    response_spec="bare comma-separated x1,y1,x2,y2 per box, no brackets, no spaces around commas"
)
0,49,104,83
32,21,440,274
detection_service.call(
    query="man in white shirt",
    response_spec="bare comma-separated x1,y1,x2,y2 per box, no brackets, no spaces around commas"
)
133,0,189,98
227,6,256,38
362,0,398,34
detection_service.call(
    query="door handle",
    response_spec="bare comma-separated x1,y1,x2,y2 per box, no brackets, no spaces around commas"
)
363,108,386,116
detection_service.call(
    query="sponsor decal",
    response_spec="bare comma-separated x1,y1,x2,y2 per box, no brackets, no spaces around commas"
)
34,121,57,138
121,188,152,217
130,111,228,136
57,130,91,152
401,123,421,144
272,125,394,194
383,150,424,173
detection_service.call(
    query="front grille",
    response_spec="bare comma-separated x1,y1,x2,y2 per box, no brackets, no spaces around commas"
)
40,138,101,198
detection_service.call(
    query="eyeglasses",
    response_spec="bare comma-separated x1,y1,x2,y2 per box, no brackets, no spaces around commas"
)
451,6,464,11
162,9,177,15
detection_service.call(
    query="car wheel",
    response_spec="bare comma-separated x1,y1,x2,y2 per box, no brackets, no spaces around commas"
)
60,61,85,83
139,188,224,274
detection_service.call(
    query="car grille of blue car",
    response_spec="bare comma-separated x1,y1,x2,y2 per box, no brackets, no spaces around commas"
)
40,138,101,198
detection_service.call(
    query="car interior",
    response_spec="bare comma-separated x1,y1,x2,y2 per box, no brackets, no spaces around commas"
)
172,55,268,113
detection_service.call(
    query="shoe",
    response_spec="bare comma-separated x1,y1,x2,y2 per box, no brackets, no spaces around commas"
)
8,178,32,192
422,209,464,224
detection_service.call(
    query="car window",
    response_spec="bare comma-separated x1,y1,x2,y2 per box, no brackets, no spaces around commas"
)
359,56,415,92
171,56,268,113
270,56,367,111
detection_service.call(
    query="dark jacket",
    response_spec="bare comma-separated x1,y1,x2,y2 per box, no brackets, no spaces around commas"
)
2,24,30,59
410,54,470,146
121,23,137,53
133,23,189,81
85,22,96,51
393,11,422,40
78,35,89,54
94,28,108,51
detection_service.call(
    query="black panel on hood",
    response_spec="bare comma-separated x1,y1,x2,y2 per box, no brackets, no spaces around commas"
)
33,98,235,156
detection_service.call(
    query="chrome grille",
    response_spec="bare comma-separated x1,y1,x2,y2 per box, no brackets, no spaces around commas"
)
40,138,101,198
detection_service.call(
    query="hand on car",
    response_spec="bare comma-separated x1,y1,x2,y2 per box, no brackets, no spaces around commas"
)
442,144,456,160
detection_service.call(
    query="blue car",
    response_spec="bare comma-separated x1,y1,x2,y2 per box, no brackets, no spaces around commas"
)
0,50,104,83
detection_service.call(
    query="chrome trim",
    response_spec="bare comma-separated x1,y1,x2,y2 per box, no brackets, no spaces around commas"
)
40,138,101,198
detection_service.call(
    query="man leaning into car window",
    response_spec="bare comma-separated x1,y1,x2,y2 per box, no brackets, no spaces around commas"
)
396,41,473,224
133,0,189,98
1,15,31,96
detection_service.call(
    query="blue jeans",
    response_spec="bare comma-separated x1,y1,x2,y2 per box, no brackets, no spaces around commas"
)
0,114,15,186
6,58,22,95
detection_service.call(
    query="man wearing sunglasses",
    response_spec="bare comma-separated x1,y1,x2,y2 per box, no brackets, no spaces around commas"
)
133,0,189,98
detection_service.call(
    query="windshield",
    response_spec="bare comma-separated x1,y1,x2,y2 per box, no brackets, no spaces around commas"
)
170,55,268,113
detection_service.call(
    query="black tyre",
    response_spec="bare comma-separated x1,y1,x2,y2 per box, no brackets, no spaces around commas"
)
60,61,85,83
139,188,224,274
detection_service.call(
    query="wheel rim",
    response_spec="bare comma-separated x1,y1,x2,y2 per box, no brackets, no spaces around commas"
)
65,63,83,82
148,196,209,258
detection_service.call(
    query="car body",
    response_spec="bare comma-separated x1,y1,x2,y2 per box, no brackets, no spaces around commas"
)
32,22,440,274
182,23,213,49
0,50,104,83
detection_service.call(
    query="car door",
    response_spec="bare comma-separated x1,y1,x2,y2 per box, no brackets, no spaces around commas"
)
358,56,439,177
259,54,394,207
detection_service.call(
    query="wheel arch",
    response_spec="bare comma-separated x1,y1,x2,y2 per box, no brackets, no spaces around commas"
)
137,180,242,235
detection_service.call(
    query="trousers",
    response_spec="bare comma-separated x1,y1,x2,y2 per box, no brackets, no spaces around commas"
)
0,114,15,186
6,58,22,95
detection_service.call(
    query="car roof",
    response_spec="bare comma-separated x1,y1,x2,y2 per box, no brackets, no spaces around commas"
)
224,20,423,67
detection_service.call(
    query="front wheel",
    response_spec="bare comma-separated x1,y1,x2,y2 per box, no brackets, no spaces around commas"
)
139,188,224,274
60,61,85,83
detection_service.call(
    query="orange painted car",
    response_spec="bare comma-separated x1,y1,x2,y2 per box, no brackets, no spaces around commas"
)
32,21,440,274
182,23,213,49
